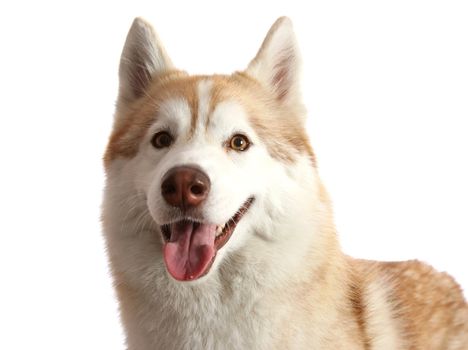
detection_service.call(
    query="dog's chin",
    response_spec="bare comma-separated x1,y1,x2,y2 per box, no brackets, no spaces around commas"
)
157,197,254,282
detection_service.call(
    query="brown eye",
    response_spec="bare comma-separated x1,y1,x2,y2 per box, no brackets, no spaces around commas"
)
151,131,173,149
229,134,250,152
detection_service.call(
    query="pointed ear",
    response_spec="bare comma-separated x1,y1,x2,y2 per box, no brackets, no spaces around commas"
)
245,17,302,106
118,17,174,103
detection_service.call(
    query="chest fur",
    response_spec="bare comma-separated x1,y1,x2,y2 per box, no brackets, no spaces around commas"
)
120,280,282,350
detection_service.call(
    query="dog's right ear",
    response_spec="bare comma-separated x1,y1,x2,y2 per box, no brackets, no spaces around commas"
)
118,18,174,104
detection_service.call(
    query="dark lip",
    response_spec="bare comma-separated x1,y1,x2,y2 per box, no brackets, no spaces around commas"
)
160,197,255,248
213,196,254,250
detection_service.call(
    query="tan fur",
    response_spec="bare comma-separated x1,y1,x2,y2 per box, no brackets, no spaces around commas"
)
382,260,468,349
103,17,468,349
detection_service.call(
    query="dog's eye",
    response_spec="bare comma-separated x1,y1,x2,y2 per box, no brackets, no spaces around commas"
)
229,134,250,152
151,131,173,149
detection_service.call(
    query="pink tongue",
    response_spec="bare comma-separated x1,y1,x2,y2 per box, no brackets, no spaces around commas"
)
163,222,216,281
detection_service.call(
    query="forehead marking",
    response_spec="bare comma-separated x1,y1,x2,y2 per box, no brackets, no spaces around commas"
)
191,79,213,136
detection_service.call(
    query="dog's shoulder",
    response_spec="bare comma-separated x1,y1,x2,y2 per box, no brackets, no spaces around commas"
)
362,259,468,349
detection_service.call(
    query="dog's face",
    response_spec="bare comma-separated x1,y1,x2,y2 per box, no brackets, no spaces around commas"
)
104,17,319,283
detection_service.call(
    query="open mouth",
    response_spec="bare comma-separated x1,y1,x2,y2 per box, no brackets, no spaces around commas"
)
160,197,254,281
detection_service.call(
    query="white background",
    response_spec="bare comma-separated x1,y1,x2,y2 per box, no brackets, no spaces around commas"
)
0,1,467,349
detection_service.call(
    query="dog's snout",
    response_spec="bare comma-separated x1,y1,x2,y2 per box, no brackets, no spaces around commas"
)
161,166,210,209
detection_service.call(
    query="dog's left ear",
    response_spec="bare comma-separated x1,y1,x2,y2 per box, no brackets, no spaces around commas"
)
245,17,302,107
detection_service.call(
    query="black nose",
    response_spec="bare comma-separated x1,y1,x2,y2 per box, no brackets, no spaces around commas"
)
161,166,210,210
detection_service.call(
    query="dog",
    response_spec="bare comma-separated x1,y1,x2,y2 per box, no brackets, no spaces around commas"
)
102,17,468,349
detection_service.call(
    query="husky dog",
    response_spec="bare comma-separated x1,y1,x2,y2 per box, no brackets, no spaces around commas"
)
102,17,468,349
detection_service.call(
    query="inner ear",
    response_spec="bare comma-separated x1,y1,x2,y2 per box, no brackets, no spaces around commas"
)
273,50,296,101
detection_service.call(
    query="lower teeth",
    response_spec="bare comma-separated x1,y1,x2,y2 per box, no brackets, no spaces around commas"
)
216,225,225,237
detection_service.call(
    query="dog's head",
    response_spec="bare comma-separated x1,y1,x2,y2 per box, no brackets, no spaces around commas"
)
104,17,323,283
